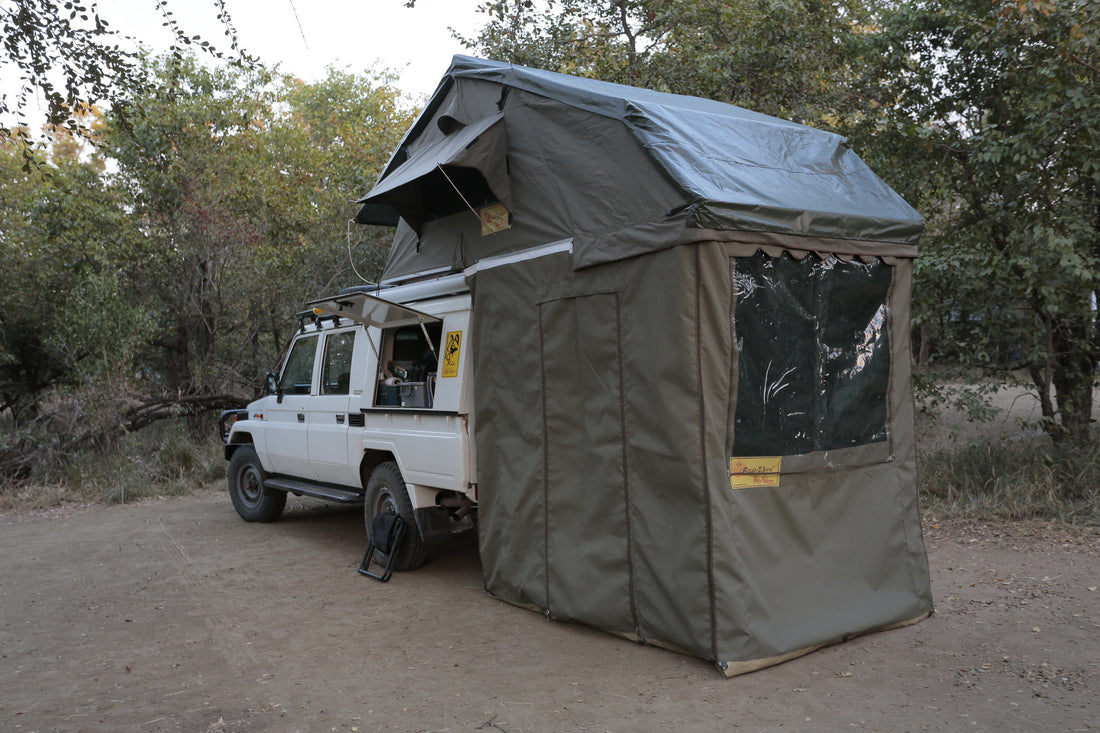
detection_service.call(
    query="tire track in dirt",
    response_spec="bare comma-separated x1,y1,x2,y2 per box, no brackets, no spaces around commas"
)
150,516,266,676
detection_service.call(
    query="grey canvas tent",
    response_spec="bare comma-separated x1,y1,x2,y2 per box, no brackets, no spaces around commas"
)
357,55,932,676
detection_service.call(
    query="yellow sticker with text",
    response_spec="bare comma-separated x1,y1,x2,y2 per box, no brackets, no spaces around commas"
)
441,331,462,378
480,203,511,235
729,457,782,489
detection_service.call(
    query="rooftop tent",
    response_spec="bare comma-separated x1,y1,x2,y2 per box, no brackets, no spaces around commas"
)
357,56,932,676
358,56,921,282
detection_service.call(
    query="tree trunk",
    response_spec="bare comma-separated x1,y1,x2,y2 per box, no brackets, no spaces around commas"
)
1050,313,1095,447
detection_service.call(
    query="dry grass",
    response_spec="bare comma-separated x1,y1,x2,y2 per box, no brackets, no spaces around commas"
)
916,383,1100,527
919,438,1100,526
0,422,225,514
3,383,1098,527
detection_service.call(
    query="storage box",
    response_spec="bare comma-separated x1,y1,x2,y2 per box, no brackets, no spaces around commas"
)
377,384,400,406
399,382,429,408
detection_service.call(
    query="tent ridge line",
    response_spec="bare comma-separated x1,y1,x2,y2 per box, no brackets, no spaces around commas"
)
693,153,848,177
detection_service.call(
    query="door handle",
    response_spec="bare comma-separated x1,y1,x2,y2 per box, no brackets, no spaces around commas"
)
336,414,346,424
297,413,305,423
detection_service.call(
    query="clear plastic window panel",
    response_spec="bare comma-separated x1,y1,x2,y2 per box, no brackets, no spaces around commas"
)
732,252,892,457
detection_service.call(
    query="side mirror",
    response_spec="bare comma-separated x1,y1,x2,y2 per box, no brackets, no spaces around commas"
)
265,372,282,402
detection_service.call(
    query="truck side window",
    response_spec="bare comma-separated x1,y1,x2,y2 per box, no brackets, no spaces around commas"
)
280,334,318,395
321,331,356,395
376,323,442,408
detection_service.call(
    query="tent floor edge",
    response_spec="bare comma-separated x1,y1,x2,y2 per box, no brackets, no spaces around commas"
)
717,610,934,678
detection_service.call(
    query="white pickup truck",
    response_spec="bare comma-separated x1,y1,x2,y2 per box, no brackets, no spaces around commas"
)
219,273,476,572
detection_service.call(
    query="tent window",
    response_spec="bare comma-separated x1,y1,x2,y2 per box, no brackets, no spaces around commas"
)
424,165,498,222
731,252,892,457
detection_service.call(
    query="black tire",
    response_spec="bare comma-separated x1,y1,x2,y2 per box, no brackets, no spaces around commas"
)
227,446,287,522
364,461,427,572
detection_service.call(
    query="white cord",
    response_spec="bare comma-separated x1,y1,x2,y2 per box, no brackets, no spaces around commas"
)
347,219,374,284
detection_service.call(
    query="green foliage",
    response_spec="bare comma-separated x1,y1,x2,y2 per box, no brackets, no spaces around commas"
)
0,0,253,169
0,53,413,469
0,123,146,420
96,55,413,406
460,0,873,127
868,0,1099,445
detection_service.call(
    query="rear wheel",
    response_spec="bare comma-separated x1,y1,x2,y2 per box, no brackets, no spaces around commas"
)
364,462,427,572
227,446,287,522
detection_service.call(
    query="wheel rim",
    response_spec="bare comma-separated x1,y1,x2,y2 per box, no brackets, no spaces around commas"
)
371,487,399,558
239,465,263,505
374,489,397,518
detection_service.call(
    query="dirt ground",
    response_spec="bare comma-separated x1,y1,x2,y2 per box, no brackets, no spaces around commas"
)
1,488,1097,733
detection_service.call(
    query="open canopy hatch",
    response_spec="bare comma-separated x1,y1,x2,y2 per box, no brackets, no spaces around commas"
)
306,291,440,330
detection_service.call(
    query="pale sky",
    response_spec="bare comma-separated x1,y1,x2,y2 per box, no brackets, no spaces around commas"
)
71,0,485,101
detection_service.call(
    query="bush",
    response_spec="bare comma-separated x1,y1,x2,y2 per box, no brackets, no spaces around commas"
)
919,436,1100,526
0,419,225,513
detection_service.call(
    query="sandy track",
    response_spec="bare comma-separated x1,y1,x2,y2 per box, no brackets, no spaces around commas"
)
2,489,1097,732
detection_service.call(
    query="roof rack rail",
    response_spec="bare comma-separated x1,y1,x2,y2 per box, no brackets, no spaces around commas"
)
295,309,343,333
339,283,385,297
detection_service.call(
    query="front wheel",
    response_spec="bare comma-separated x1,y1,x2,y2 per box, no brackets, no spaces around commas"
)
364,462,427,572
227,446,287,522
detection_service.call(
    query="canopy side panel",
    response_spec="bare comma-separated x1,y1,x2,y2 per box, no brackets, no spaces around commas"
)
884,257,931,620
706,243,931,669
471,256,569,609
381,219,455,283
474,247,718,659
540,293,634,629
618,245,721,658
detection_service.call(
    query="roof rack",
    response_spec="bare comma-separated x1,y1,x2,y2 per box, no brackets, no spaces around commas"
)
295,309,343,333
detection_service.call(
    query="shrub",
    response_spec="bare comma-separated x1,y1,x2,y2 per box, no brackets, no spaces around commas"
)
919,436,1100,526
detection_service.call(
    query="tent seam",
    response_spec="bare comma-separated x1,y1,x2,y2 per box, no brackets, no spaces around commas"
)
616,293,641,638
695,246,719,663
538,303,551,615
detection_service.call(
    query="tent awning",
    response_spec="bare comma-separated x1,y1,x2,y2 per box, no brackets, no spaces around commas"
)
356,112,510,231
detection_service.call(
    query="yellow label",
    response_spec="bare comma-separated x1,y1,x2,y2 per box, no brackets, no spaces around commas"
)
729,457,782,489
441,331,462,378
479,203,511,235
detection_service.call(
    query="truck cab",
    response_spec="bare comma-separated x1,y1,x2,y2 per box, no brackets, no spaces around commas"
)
221,273,476,571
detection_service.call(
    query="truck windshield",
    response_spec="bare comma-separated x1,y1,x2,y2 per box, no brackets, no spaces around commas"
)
280,335,319,395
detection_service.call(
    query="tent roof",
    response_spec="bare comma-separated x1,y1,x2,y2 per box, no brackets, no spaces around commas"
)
358,56,922,269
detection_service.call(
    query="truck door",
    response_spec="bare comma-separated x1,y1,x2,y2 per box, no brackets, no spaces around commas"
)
263,332,319,478
308,328,357,485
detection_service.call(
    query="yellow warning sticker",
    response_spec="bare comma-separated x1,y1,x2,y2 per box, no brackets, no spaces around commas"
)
480,203,511,235
441,331,462,378
729,457,782,489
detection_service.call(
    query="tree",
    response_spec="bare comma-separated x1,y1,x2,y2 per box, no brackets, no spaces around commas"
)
1,52,414,454
99,55,413,424
0,114,149,425
1,0,251,169
869,0,1099,446
459,0,874,128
